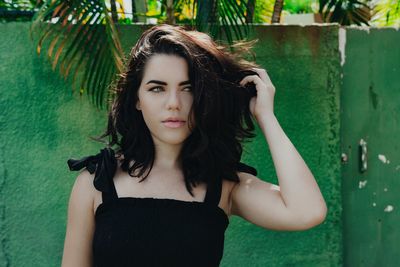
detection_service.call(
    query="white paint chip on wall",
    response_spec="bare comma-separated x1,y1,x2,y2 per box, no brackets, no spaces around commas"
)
339,28,346,66
378,154,390,164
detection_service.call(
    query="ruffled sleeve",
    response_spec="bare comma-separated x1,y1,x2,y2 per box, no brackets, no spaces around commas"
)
67,147,117,193
236,161,258,176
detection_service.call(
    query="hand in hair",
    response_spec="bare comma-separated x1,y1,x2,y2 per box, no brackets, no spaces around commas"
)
239,67,275,120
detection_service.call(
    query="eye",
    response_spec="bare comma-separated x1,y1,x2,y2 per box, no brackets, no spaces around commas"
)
183,86,192,92
149,86,163,92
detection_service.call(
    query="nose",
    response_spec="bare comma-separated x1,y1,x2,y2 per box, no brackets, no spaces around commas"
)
165,90,181,110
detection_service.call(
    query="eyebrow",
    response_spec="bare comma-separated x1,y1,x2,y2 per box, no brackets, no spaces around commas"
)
145,80,191,86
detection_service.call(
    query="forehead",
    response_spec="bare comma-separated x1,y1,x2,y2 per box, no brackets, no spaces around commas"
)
142,54,189,82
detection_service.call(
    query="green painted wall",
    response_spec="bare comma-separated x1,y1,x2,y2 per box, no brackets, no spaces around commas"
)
341,27,400,266
0,23,342,266
224,25,342,266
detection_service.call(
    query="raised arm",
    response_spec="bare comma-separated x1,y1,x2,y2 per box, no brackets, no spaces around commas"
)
231,68,327,231
61,170,96,267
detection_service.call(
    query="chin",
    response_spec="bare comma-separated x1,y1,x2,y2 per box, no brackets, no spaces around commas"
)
154,133,190,146
166,136,189,145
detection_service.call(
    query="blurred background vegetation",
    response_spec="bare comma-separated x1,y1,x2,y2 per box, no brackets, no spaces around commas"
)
1,0,399,26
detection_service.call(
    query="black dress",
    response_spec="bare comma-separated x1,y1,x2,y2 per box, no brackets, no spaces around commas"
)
67,147,257,267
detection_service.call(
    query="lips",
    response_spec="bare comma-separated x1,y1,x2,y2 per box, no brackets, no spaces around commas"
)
162,117,185,123
162,120,186,128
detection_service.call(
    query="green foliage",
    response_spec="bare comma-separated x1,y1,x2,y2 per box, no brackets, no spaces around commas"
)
319,0,399,26
319,0,372,25
253,0,274,23
371,0,400,26
284,0,318,13
0,0,42,21
31,0,125,110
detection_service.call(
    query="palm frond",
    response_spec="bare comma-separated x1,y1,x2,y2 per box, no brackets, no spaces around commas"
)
29,0,254,110
30,0,125,109
319,0,372,25
161,0,252,45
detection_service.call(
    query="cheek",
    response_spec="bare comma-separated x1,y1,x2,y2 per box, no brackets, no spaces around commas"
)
141,104,159,123
137,97,158,124
184,95,194,110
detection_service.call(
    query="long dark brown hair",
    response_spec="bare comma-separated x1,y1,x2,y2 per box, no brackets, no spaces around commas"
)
92,24,260,197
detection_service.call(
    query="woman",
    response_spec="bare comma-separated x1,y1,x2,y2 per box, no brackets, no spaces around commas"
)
62,24,327,267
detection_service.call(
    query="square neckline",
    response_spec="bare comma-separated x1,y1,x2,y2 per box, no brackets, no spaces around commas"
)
98,166,229,220
94,196,230,226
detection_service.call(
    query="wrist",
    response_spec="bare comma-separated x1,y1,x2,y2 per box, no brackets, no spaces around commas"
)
256,111,276,123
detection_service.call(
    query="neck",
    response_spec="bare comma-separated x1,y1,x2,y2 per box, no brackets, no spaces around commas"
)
153,142,183,170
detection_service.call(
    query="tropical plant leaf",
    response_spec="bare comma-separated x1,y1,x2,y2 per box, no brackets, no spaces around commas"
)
146,0,252,45
30,0,125,109
319,0,372,25
29,0,254,110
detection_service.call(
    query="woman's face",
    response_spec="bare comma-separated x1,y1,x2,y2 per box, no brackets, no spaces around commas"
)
136,53,195,146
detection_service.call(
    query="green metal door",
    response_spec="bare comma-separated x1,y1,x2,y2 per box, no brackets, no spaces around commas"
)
341,28,400,267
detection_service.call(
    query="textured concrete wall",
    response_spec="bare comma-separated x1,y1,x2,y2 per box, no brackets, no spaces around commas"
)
341,26,400,267
0,23,110,267
1,23,341,266
223,25,342,267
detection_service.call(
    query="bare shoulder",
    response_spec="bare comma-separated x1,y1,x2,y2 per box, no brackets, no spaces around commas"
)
62,170,97,266
74,170,96,191
75,169,109,217
70,170,97,211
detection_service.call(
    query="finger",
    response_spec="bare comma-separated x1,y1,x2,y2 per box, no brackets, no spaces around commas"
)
239,75,263,87
251,68,275,90
251,68,271,84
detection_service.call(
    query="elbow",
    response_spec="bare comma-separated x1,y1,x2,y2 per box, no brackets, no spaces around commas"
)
313,208,327,226
296,204,328,230
318,200,328,222
305,204,328,228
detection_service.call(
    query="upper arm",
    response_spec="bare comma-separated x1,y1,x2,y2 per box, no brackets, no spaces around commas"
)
230,172,325,231
61,170,96,267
